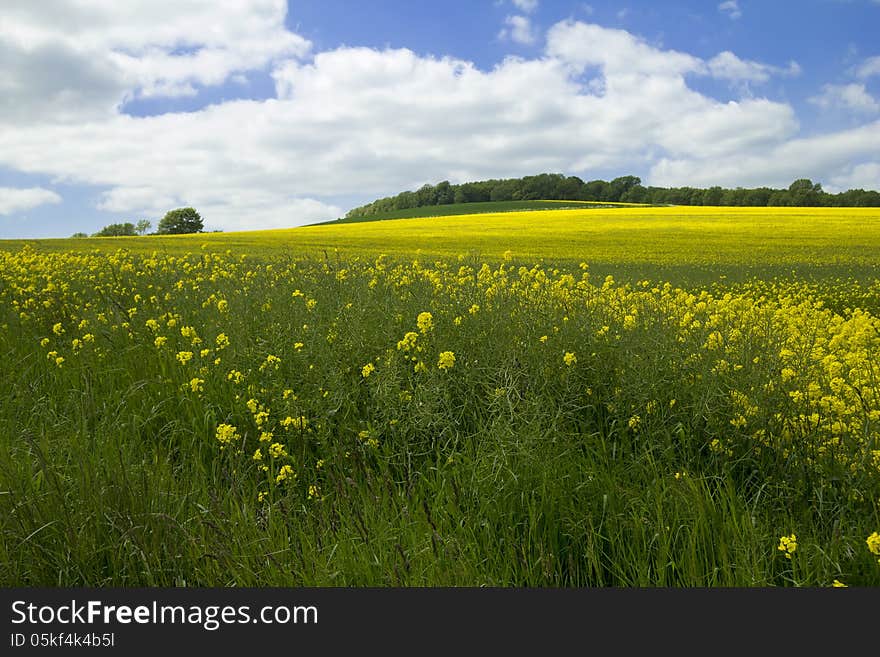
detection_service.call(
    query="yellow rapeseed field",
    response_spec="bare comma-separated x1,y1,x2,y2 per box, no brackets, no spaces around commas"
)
4,206,880,267
1,205,879,586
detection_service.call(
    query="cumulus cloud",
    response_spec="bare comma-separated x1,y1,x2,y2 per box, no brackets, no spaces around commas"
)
0,187,62,215
2,11,879,236
718,1,742,20
0,0,309,123
827,162,880,192
809,83,880,114
498,15,538,45
650,120,880,189
546,21,704,77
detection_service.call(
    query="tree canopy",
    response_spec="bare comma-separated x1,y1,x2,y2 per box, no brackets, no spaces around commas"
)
345,173,880,219
92,222,137,237
157,207,204,234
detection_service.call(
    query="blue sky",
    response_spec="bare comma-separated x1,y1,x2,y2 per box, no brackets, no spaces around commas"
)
1,0,879,238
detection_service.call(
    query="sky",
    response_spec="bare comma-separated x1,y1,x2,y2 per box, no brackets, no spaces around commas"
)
1,0,879,238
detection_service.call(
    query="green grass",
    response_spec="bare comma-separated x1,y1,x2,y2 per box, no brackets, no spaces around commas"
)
2,234,879,586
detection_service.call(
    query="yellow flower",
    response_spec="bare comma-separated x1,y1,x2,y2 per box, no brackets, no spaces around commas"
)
468,304,480,315
40,337,50,347
217,299,229,313
154,336,167,348
258,491,268,503
227,370,244,384
414,361,427,373
397,331,418,352
259,431,273,443
563,351,577,366
867,531,880,556
308,484,321,500
438,351,456,370
362,362,376,378
268,443,287,459
189,377,204,393
215,423,240,447
416,311,433,333
628,415,641,431
832,580,847,587
281,415,308,431
253,448,263,461
260,354,281,372
778,533,797,559
215,333,230,349
276,464,295,484
293,342,304,351
52,322,64,335
176,351,193,365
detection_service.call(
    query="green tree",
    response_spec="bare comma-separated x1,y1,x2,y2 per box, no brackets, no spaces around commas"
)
788,179,823,206
71,232,88,238
92,222,137,237
136,219,152,235
157,207,203,234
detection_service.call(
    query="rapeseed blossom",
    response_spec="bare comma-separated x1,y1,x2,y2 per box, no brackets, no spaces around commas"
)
215,423,240,448
417,311,433,333
778,533,797,559
438,351,456,370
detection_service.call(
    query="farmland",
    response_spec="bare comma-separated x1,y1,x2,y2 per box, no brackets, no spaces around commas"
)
1,204,879,586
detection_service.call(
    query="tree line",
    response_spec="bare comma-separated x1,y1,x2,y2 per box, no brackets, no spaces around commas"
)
74,207,205,237
345,173,880,219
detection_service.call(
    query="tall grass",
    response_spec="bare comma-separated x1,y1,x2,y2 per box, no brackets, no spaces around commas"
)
1,245,878,586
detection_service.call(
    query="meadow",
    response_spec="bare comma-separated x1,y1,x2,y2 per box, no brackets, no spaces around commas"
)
1,205,879,586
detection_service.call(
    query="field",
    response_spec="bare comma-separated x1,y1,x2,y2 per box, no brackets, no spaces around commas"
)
2,205,880,586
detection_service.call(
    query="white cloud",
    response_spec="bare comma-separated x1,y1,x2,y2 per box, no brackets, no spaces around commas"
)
0,187,62,215
827,162,880,192
498,15,538,45
718,1,742,19
546,20,704,77
708,51,801,83
650,120,880,189
856,55,880,78
0,0,309,123
512,0,539,13
809,83,880,114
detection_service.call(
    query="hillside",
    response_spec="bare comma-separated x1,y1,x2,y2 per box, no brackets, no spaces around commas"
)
322,199,650,224
343,173,880,222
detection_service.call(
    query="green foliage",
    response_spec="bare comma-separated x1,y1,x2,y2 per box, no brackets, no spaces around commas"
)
328,200,627,224
70,232,89,238
157,207,203,234
92,222,137,237
1,244,879,586
135,219,152,235
346,174,880,220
